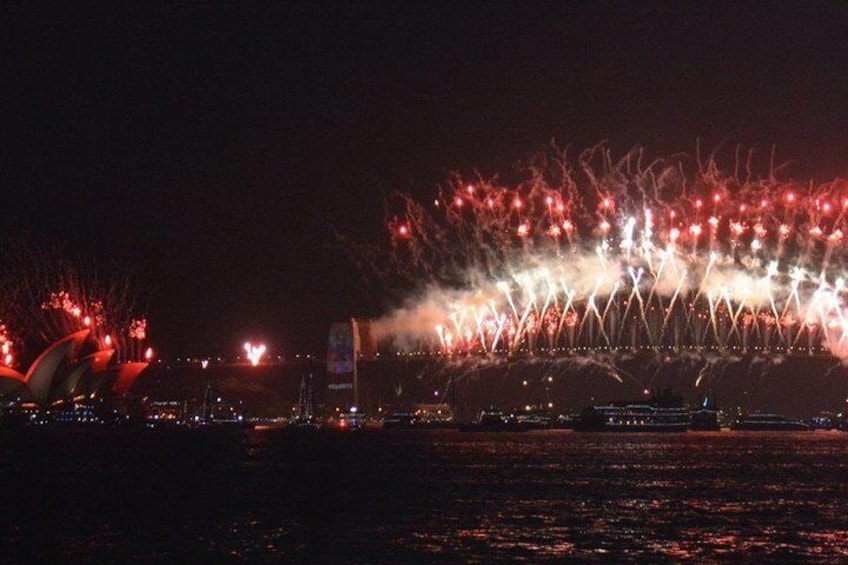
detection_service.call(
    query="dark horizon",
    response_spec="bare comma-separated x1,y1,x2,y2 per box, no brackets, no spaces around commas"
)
4,3,848,356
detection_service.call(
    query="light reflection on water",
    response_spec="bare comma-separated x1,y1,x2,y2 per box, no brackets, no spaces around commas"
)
1,430,848,562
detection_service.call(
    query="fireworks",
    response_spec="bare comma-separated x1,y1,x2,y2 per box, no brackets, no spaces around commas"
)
39,293,151,363
378,146,848,362
0,324,15,367
244,342,267,366
129,318,147,340
0,241,151,365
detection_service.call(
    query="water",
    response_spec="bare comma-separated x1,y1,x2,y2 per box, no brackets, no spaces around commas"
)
1,429,847,563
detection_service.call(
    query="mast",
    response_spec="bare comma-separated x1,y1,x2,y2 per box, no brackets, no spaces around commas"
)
352,317,359,409
297,374,314,418
306,373,313,417
202,381,212,422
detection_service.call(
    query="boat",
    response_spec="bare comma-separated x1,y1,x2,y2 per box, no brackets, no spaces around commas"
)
333,409,367,431
575,388,689,432
458,406,511,432
731,413,811,431
809,415,835,430
512,408,555,430
52,400,113,428
410,403,456,429
690,395,720,431
382,403,456,430
690,409,720,431
289,415,321,430
382,412,416,429
553,413,580,430
289,374,321,431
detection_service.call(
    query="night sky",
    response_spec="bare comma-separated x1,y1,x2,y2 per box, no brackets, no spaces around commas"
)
3,3,848,357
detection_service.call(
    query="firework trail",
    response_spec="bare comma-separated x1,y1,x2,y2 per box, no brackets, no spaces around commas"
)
0,240,150,365
374,145,848,368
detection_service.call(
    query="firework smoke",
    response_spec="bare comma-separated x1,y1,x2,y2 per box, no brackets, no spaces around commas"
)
373,145,848,368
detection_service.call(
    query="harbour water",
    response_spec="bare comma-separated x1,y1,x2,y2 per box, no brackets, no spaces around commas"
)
1,429,847,563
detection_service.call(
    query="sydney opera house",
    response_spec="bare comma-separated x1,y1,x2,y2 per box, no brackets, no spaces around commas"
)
0,329,149,426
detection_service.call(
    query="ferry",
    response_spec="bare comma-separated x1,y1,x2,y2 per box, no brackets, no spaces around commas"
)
332,409,367,431
575,389,689,432
458,407,511,432
512,408,555,430
382,412,456,430
52,401,113,427
809,415,835,430
690,396,720,431
689,409,720,431
731,413,811,431
382,403,456,430
381,412,416,429
553,413,581,430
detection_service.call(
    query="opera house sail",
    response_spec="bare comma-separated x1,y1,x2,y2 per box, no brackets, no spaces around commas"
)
0,329,149,426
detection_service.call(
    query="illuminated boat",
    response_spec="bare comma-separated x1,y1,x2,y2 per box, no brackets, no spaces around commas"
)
382,403,456,430
809,415,835,430
289,415,321,431
730,413,810,431
575,389,689,432
333,409,367,431
411,403,456,429
553,413,581,429
512,408,555,430
382,412,415,429
458,406,511,432
53,400,111,427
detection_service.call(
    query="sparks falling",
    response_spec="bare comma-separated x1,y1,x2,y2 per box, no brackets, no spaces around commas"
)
379,146,848,362
41,292,151,363
0,323,15,368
